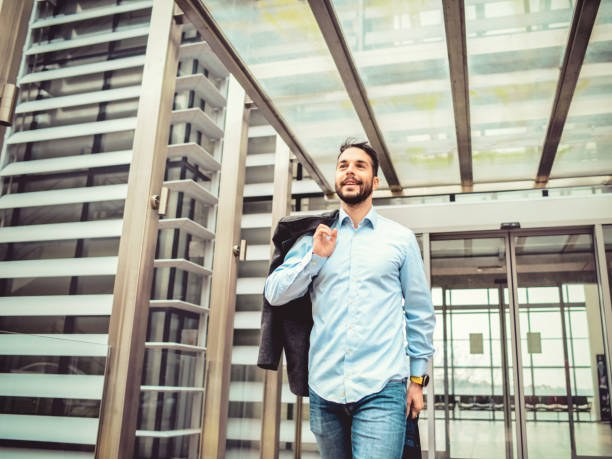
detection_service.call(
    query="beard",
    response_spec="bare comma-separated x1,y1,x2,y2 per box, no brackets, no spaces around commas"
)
335,177,374,205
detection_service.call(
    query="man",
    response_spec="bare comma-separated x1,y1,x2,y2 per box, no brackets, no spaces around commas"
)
264,140,435,458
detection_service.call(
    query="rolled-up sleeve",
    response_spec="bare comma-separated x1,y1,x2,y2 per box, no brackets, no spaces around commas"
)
400,232,436,377
265,235,327,306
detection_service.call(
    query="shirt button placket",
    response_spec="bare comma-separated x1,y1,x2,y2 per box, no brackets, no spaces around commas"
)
345,230,355,403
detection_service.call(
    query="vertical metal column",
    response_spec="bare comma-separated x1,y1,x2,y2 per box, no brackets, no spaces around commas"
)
442,285,451,456
200,76,249,459
506,234,529,459
421,232,436,459
0,0,34,170
95,2,182,457
498,284,513,459
558,285,577,459
260,136,292,459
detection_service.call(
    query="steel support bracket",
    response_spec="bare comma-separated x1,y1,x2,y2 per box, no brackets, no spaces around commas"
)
0,82,18,127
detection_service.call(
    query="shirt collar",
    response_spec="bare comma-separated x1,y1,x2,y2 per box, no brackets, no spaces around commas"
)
338,206,378,229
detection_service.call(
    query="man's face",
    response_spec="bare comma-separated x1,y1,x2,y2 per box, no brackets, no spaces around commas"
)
335,147,379,205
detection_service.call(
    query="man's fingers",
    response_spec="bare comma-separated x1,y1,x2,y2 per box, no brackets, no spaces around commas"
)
406,393,423,419
315,224,335,241
330,228,338,242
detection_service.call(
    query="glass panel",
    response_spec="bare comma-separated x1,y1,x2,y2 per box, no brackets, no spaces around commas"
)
466,1,575,182
202,0,371,188
431,237,515,459
552,1,612,178
513,232,612,458
332,0,460,187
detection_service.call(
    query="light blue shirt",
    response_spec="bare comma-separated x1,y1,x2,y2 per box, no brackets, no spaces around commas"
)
265,207,435,403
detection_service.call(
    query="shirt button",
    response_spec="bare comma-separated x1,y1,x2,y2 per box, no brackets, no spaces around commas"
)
312,261,317,265
346,349,350,354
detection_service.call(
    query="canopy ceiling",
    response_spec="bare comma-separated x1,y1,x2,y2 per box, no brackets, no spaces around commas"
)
179,0,612,196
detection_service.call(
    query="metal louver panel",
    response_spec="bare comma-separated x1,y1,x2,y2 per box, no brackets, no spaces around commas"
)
0,374,104,399
0,447,93,458
179,41,229,79
163,179,218,205
0,415,99,444
6,118,137,144
25,26,150,55
171,108,224,139
157,218,214,240
0,0,151,455
0,220,123,243
175,74,226,108
149,299,209,315
0,334,108,356
0,184,128,209
19,55,145,85
0,257,118,278
0,294,113,316
0,151,132,177
15,86,141,114
166,143,220,171
30,1,152,29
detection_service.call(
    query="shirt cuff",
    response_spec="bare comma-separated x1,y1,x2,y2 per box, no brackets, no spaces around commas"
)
309,253,327,275
410,358,428,377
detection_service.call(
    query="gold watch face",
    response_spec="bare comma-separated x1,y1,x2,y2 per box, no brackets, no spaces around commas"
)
411,375,430,386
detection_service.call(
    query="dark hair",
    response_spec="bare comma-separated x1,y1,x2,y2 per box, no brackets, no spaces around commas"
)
338,139,379,177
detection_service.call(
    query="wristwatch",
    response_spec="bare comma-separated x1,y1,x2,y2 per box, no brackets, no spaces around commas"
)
410,374,430,387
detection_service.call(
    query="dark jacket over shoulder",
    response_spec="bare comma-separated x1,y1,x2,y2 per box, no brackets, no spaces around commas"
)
257,210,339,396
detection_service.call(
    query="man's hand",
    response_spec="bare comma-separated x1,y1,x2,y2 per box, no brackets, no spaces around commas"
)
406,382,424,419
312,224,337,258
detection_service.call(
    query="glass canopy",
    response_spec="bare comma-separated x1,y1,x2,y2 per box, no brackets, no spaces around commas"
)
200,0,610,194
553,0,612,178
332,0,460,188
466,0,574,183
203,0,381,188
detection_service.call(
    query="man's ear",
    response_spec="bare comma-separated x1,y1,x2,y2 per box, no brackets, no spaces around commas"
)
373,176,380,191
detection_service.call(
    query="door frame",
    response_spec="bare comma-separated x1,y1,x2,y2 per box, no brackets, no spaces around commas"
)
428,224,612,459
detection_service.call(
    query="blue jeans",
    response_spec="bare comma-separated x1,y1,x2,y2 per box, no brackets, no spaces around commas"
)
309,380,407,459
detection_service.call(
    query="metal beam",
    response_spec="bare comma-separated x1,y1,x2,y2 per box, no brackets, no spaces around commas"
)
535,0,600,188
442,0,473,192
175,0,333,195
95,1,182,457
308,0,402,192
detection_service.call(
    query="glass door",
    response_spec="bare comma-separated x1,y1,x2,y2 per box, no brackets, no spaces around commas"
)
431,235,517,459
430,229,612,459
510,230,612,459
